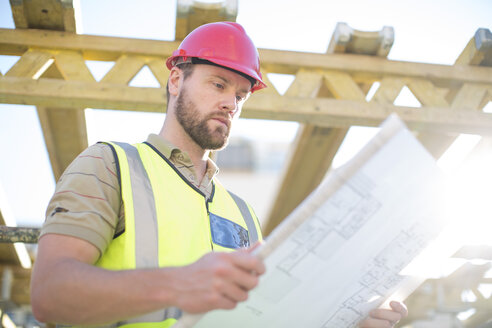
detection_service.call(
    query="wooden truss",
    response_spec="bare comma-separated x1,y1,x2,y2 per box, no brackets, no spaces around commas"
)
1,1,492,326
264,25,492,235
1,27,492,176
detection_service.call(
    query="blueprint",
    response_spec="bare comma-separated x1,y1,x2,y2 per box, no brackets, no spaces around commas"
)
173,114,450,328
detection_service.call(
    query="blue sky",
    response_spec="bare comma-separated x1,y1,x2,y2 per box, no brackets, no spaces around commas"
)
0,0,491,228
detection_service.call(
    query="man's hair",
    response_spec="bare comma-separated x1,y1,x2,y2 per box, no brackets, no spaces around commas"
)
166,63,195,105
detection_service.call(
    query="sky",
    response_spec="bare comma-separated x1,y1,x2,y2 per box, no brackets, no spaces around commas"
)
0,0,491,235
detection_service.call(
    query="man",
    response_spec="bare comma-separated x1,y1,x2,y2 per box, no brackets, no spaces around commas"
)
31,22,407,327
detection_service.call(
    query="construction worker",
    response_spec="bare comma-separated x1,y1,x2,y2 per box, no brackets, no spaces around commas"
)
30,22,407,327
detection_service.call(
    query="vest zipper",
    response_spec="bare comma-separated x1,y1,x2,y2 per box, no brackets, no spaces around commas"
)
205,199,214,251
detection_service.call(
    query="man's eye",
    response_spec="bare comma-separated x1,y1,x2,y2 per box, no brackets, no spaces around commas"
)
214,82,224,89
236,95,244,102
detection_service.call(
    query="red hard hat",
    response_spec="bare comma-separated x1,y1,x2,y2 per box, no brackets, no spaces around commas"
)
166,22,266,93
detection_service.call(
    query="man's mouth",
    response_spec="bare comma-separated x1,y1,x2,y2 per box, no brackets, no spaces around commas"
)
211,117,230,129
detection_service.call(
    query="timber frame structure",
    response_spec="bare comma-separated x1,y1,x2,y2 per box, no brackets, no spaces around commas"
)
1,0,492,327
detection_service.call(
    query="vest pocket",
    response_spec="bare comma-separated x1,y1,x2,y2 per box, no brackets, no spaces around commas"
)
209,213,249,249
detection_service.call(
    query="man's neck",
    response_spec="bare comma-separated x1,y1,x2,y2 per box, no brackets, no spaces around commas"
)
159,121,209,183
186,148,210,184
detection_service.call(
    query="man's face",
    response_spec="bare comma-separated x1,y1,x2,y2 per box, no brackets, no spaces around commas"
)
174,64,251,150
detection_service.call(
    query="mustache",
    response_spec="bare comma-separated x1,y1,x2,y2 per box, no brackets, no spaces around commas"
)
207,112,231,128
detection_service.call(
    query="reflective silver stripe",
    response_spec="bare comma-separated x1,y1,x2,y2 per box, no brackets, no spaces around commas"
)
164,307,183,321
227,191,259,245
114,142,159,269
121,308,182,325
114,142,182,324
57,322,118,328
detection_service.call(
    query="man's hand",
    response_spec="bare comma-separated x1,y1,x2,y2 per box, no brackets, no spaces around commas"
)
359,301,408,328
31,235,264,324
172,247,266,313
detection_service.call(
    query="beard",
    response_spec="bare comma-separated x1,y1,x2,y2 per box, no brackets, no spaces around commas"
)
175,88,231,150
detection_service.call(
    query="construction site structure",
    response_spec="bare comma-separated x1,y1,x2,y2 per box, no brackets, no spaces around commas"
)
1,0,492,327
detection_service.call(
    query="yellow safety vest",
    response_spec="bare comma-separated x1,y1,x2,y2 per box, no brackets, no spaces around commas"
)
94,141,262,328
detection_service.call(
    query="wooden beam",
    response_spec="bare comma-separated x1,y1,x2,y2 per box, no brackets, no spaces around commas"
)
264,124,346,235
326,22,394,57
413,28,492,158
4,75,492,133
175,0,237,40
8,1,87,181
265,24,396,234
0,1,81,310
465,133,492,166
35,51,93,180
10,0,29,29
243,93,492,135
370,78,406,104
10,0,77,32
258,49,492,86
283,70,323,98
4,49,53,78
0,28,179,60
458,29,492,165
396,30,492,322
406,79,449,107
465,303,492,328
101,55,146,84
54,51,94,81
0,222,22,267
0,226,40,244
37,102,89,181
0,183,31,269
146,58,170,88
0,76,167,112
406,79,455,158
454,28,492,67
453,245,492,261
2,28,492,86
263,70,325,235
0,49,83,180
445,29,491,104
0,266,32,305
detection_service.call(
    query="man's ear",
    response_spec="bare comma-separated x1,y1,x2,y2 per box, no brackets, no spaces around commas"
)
168,67,181,97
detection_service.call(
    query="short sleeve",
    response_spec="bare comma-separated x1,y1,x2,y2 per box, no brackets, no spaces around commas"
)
40,143,123,256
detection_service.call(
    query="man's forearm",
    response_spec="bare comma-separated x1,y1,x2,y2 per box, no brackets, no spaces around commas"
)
31,259,178,325
31,234,265,325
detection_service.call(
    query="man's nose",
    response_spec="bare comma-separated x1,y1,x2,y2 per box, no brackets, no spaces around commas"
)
219,93,239,116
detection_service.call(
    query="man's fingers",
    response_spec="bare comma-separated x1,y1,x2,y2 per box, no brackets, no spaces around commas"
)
368,308,403,323
227,264,261,291
214,252,262,290
205,292,237,310
360,301,408,328
390,300,408,318
218,279,250,303
246,241,263,253
229,250,266,275
359,317,392,328
203,252,263,291
205,281,249,311
175,251,266,313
